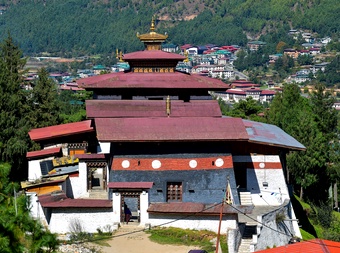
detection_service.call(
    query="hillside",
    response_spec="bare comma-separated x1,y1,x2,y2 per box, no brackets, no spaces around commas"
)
0,0,338,55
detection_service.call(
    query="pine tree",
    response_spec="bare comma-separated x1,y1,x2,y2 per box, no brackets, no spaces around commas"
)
29,68,61,128
0,34,30,175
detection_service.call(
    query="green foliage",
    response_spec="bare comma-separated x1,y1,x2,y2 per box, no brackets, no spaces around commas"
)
29,68,62,128
314,202,333,228
0,0,336,56
299,229,315,240
233,49,269,71
315,56,340,87
226,97,265,121
0,34,30,173
0,163,59,253
266,83,338,202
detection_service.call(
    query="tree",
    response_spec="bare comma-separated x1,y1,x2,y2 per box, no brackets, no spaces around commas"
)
266,83,332,201
0,163,59,253
29,68,62,128
226,97,265,121
0,34,30,177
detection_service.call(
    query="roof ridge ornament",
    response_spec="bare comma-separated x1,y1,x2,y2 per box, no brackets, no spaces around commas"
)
150,16,155,33
136,17,168,50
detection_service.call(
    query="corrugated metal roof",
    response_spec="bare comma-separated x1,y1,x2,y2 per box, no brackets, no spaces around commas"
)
26,147,61,159
148,202,253,215
29,120,94,141
44,165,79,177
95,117,248,142
256,239,340,253
38,192,112,208
123,50,185,60
108,182,153,189
243,120,306,151
86,100,222,118
77,72,229,90
21,175,68,189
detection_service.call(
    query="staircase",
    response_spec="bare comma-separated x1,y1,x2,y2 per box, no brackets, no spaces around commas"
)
238,238,252,253
239,191,252,205
88,189,108,199
238,225,256,253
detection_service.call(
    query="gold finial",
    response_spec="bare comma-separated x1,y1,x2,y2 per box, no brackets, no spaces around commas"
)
184,50,189,62
150,16,155,33
116,49,123,62
166,95,171,116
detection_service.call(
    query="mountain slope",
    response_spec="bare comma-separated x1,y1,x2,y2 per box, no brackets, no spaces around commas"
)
0,0,338,55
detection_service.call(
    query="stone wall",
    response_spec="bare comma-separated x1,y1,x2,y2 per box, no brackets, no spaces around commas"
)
254,200,296,250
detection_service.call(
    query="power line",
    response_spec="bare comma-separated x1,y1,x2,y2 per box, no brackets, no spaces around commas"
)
75,200,340,250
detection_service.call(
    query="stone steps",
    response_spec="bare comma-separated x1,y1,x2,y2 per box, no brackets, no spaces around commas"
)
88,190,108,199
239,191,252,205
238,238,252,253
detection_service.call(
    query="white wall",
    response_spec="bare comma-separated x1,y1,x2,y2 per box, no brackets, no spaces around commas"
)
70,162,89,198
147,214,237,234
140,191,149,224
98,142,110,154
248,169,289,206
48,208,115,234
233,155,289,206
112,192,121,223
27,192,49,227
28,158,54,181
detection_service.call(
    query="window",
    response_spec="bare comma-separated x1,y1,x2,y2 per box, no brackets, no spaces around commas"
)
167,182,182,202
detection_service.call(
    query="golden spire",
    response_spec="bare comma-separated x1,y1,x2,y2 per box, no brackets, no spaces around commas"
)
136,16,168,50
150,16,155,33
166,95,171,116
183,50,189,62
116,49,124,62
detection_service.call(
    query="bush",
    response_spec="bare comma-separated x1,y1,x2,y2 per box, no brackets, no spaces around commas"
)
315,202,333,228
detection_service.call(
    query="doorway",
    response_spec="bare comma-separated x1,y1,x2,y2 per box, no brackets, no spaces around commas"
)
121,193,140,223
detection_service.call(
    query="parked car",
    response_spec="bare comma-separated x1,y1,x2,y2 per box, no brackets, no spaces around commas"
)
188,250,208,253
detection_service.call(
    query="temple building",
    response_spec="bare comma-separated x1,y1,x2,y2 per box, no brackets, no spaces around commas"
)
23,19,305,253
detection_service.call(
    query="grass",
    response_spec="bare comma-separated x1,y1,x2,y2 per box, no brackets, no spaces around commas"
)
300,228,315,240
291,194,319,239
147,227,228,253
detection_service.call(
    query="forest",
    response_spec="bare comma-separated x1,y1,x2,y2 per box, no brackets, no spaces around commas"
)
0,0,338,56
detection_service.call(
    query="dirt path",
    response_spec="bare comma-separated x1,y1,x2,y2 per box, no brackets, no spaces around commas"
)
97,223,195,253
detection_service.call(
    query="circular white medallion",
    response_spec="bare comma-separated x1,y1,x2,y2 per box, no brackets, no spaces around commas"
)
215,158,224,167
152,160,161,169
259,162,265,168
121,160,130,168
189,160,197,168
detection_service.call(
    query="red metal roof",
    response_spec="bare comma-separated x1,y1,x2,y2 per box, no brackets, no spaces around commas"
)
94,117,248,142
38,192,112,208
74,153,106,160
29,120,94,141
226,89,246,95
26,147,61,159
123,50,185,60
86,100,222,118
108,182,153,189
243,120,306,150
261,90,276,95
256,239,340,253
148,202,253,215
77,72,230,90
